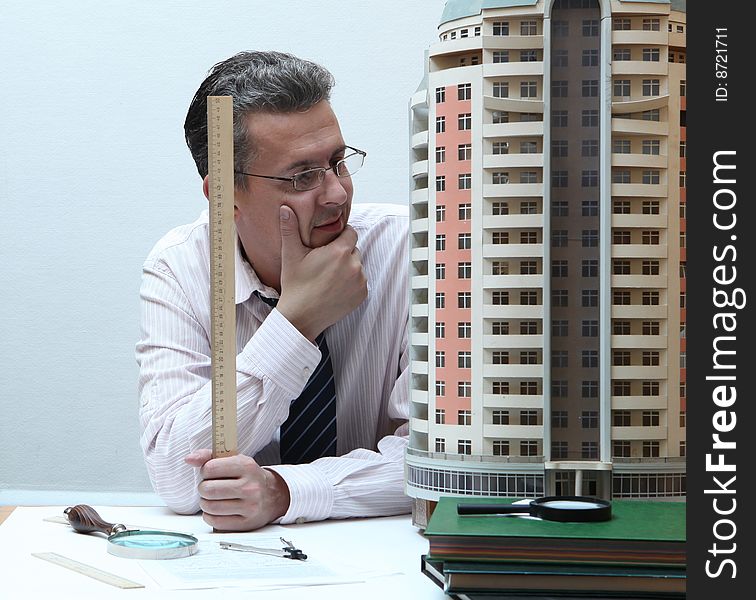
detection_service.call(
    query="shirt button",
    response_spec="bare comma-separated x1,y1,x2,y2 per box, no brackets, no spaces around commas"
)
295,517,305,524
303,367,310,377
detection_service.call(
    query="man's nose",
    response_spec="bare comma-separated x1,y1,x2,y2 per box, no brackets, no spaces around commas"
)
317,168,348,206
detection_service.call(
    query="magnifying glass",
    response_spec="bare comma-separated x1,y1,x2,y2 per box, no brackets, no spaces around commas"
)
457,496,611,523
64,504,199,559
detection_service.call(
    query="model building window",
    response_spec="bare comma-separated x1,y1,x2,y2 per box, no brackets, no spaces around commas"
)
642,291,660,305
521,171,538,184
613,441,631,458
642,351,660,366
552,289,568,307
520,141,538,154
613,260,631,275
436,380,446,396
552,110,568,127
642,200,660,214
552,380,568,398
642,79,660,96
492,321,509,335
613,17,631,31
552,442,569,459
642,381,660,396
641,109,660,121
521,81,537,98
520,20,537,35
457,144,472,161
492,141,509,155
435,263,446,279
434,438,446,453
493,50,509,63
642,411,660,427
458,322,472,338
435,87,445,103
582,80,598,97
520,441,538,456
491,291,509,306
552,320,568,337
435,146,445,163
459,203,472,220
435,175,446,192
642,321,660,335
612,169,630,184
613,139,631,154
520,50,538,62
458,409,472,424
492,110,509,123
493,261,509,275
458,440,472,455
435,116,445,133
552,200,568,217
492,440,509,456
458,173,472,189
553,19,569,36
435,292,445,309
553,49,568,67
458,233,472,249
642,18,660,31
520,200,538,214
613,291,631,305
520,231,538,244
613,410,631,426
458,113,472,130
552,80,568,98
582,441,598,459
613,320,631,335
493,81,509,98
458,83,471,100
492,171,509,184
581,170,598,187
436,351,445,368
680,409,686,427
552,350,568,367
520,410,538,426
492,351,509,365
613,351,631,366
458,292,472,308
582,320,598,337
581,229,598,247
581,109,598,127
436,204,446,222
435,408,445,424
613,79,631,97
582,139,598,157
552,140,568,158
492,21,509,36
641,47,660,62
680,80,687,97
458,262,471,279
582,350,598,368
582,49,598,66
435,234,446,251
582,18,599,36
552,170,568,187
520,291,538,306
642,260,660,275
552,411,568,427
613,382,631,397
515,260,533,275
613,230,631,244
492,231,508,245
521,321,539,335
492,383,509,396
435,322,445,338
552,260,568,277
582,289,598,307
613,200,631,214
581,410,599,428
491,202,509,215
581,199,598,216
642,441,660,458
551,230,568,248
582,259,598,277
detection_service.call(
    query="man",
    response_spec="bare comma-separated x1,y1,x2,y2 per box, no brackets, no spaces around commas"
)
136,51,411,531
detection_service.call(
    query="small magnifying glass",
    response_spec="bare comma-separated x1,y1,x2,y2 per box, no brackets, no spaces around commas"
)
457,496,612,523
64,504,199,559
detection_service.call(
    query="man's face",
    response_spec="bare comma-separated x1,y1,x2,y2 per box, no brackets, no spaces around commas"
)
232,101,353,290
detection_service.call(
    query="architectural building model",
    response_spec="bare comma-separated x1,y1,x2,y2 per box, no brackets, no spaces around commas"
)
405,0,687,526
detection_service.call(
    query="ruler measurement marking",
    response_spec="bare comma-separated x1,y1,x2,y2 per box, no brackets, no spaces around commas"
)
207,96,238,458
32,552,144,589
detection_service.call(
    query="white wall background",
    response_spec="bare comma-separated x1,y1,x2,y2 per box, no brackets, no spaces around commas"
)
0,0,441,504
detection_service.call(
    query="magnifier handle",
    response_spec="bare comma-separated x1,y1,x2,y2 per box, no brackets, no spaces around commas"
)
64,504,127,535
457,503,531,515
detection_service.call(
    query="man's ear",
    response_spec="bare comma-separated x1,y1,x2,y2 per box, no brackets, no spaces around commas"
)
202,175,210,200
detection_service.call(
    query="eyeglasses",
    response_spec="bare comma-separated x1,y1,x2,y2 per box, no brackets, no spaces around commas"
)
235,146,366,192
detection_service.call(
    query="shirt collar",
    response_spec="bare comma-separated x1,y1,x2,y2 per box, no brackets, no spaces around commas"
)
234,233,280,305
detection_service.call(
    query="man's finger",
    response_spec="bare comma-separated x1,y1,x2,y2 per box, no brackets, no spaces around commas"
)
185,448,213,467
279,205,307,262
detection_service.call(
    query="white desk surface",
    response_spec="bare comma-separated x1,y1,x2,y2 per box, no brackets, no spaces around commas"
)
0,506,447,600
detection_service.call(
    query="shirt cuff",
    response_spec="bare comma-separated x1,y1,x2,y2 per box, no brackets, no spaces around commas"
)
265,463,334,524
237,309,321,398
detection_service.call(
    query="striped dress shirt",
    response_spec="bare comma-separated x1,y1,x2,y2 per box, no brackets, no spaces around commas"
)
136,203,412,524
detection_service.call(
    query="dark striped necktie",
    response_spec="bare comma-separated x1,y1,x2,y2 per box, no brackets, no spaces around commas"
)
255,292,337,463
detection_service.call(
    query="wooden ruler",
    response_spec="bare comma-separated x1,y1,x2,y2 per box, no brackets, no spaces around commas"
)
207,95,238,458
32,552,144,589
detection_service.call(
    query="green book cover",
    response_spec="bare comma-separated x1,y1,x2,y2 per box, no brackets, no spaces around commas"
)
426,497,686,544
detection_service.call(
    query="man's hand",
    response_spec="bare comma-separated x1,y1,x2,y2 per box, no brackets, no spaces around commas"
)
276,205,367,341
185,450,290,531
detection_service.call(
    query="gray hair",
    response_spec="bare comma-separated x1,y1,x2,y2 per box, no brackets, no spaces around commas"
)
184,51,335,189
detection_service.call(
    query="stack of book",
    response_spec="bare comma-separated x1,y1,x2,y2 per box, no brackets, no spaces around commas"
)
422,497,686,598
